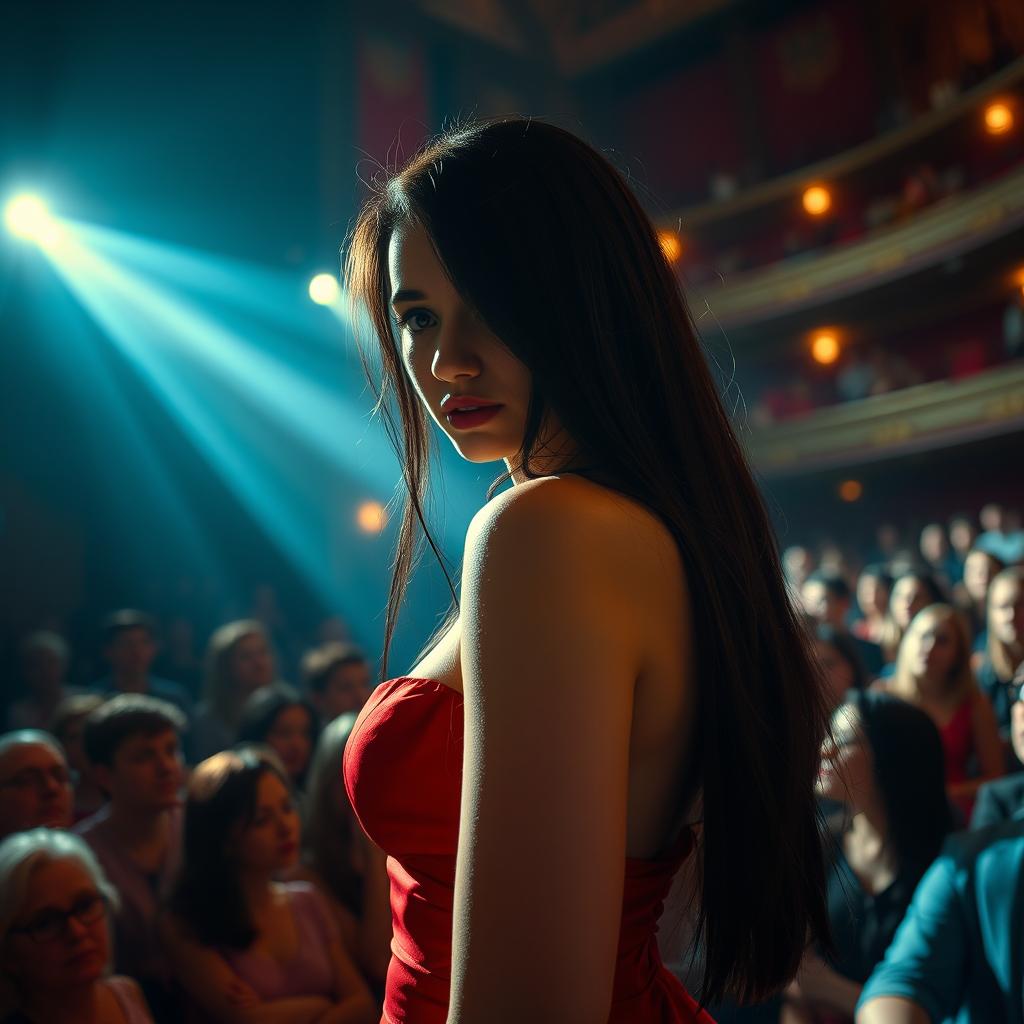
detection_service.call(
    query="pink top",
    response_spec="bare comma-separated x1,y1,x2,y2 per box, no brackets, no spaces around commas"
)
344,676,715,1024
105,975,153,1023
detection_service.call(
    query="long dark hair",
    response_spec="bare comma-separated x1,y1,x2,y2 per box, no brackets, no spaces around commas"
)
236,682,319,788
167,747,290,948
343,117,829,1004
845,690,953,877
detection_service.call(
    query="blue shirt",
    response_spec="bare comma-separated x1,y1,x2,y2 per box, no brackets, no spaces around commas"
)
858,817,1024,1024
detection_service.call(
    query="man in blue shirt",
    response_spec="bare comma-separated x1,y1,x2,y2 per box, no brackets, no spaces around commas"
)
856,814,1024,1023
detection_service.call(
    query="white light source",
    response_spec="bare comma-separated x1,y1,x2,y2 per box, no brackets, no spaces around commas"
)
309,272,340,306
3,194,62,245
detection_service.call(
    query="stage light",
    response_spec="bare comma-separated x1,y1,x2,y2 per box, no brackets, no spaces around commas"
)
802,185,832,217
984,101,1014,136
4,193,62,245
811,330,840,365
838,480,863,502
309,272,340,306
657,230,683,263
357,500,387,534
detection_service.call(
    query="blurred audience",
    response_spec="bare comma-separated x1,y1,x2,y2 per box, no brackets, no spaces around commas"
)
48,695,107,824
957,547,1006,647
236,684,318,797
878,572,945,669
302,644,374,723
802,572,883,676
5,632,76,733
971,664,1024,829
0,732,73,840
0,828,153,1022
852,566,892,646
975,566,1024,740
811,625,868,711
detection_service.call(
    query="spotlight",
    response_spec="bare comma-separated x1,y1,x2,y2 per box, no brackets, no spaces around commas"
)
3,193,62,245
984,101,1014,136
811,331,840,365
657,230,683,263
838,480,863,503
357,500,387,534
309,272,340,306
802,185,832,217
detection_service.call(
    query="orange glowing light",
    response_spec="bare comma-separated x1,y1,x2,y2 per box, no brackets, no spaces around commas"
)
658,230,683,263
984,102,1014,135
802,185,832,217
811,331,840,365
839,480,863,503
357,501,388,534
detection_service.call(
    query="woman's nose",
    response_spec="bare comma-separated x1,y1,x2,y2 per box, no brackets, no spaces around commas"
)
430,326,481,382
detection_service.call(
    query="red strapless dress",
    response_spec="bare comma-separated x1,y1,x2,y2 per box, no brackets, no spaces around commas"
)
343,676,714,1023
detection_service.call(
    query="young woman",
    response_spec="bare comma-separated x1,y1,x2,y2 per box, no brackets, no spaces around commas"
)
878,571,945,668
885,604,1003,820
976,567,1024,738
851,566,891,646
956,547,1005,647
236,684,318,795
341,118,830,1022
160,749,375,1023
192,621,277,762
784,692,953,1023
812,626,867,711
0,828,152,1022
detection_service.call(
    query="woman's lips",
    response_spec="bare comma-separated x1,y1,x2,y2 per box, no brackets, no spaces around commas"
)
446,405,503,429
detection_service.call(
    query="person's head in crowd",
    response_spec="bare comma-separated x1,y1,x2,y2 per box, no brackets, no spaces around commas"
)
0,732,73,840
986,567,1024,683
19,632,69,706
783,545,815,591
236,684,318,790
979,502,1007,535
302,713,363,910
818,691,953,873
202,619,276,728
48,695,106,822
962,547,1005,616
83,695,185,817
801,571,854,630
302,643,373,721
919,523,950,568
888,571,945,633
948,515,977,560
856,565,892,621
0,829,126,1018
101,610,158,689
169,748,299,948
892,604,973,703
875,523,900,558
812,625,866,710
817,542,848,578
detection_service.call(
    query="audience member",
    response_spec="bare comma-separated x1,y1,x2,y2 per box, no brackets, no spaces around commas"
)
0,732,73,840
294,715,391,993
976,502,1024,565
75,695,186,1021
884,604,1003,820
918,523,959,592
160,748,376,1023
0,828,153,1022
783,545,816,595
852,566,892,646
971,664,1024,828
48,695,107,824
856,814,1024,1024
802,572,883,676
152,616,202,700
786,692,953,1022
93,611,193,726
302,644,374,723
192,620,276,762
5,632,76,733
879,572,946,668
957,547,1006,648
975,566,1024,738
812,625,867,711
947,515,977,572
236,684,318,795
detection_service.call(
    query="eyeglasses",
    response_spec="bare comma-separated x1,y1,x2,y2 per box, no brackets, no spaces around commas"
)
9,892,107,944
0,766,76,792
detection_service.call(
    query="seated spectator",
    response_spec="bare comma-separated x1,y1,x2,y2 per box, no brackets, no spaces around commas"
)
856,815,1024,1024
192,620,276,762
93,611,193,728
75,695,186,1021
918,524,960,594
852,566,892,646
975,566,1024,739
802,572,883,676
302,643,374,723
976,502,1024,565
947,515,977,584
48,695,107,824
153,615,202,700
971,664,1024,829
0,828,152,1022
785,692,953,1022
293,715,391,993
0,731,73,840
160,748,376,1023
884,604,1003,821
783,545,816,595
5,632,76,732
956,547,1006,649
878,572,946,669
236,684,318,796
812,625,867,711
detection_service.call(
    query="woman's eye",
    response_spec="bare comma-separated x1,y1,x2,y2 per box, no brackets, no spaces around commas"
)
395,308,436,334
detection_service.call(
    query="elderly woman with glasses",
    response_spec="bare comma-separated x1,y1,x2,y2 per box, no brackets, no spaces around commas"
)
0,828,152,1022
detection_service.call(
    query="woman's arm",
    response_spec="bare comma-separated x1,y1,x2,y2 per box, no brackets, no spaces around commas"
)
311,933,378,1024
449,480,663,1024
857,996,932,1023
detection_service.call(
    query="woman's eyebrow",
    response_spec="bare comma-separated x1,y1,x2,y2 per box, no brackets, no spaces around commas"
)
391,288,427,305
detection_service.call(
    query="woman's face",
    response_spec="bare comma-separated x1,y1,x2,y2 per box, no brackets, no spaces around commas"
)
234,771,300,873
387,220,567,477
813,639,856,709
230,633,276,695
857,573,888,618
964,551,998,605
817,705,875,809
903,611,960,685
989,578,1024,648
266,706,314,783
2,858,110,992
890,577,929,630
